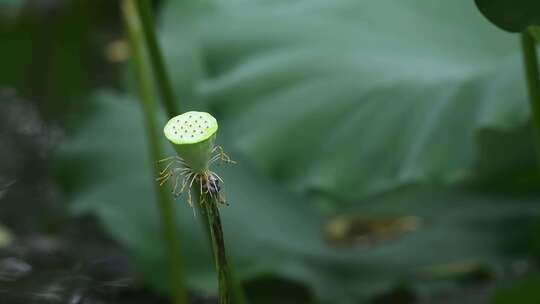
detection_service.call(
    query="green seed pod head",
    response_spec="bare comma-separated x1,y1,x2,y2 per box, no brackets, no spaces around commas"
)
164,111,218,172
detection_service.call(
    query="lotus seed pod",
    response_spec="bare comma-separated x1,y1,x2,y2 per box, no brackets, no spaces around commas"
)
164,111,218,172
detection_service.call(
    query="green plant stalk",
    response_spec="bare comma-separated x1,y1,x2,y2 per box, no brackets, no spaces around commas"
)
121,1,187,304
133,2,248,303
163,110,246,303
132,0,213,251
521,29,540,173
194,191,248,304
195,189,234,304
530,26,540,43
134,0,179,116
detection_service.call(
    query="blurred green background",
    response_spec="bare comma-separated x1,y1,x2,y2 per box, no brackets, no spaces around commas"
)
1,0,540,303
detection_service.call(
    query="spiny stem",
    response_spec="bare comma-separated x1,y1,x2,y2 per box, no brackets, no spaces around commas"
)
121,1,187,304
197,188,243,304
194,191,248,304
134,0,179,115
521,29,540,174
207,199,230,304
193,191,213,249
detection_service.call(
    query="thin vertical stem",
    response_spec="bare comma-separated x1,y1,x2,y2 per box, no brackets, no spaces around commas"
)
121,1,187,304
131,2,248,302
197,190,233,304
133,0,214,263
194,187,248,304
206,199,230,304
521,30,540,173
134,0,179,115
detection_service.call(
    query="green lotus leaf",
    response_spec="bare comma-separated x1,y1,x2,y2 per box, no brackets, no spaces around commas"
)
55,92,540,303
474,0,540,32
160,0,533,201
